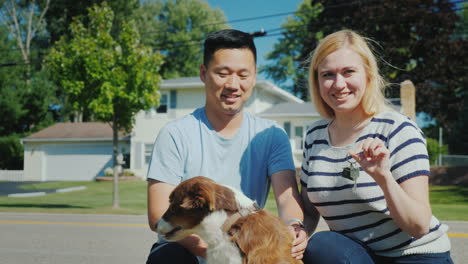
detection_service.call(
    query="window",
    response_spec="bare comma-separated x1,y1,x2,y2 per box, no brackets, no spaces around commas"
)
295,126,303,138
284,122,291,138
170,90,177,109
295,126,304,150
156,94,168,113
145,144,154,165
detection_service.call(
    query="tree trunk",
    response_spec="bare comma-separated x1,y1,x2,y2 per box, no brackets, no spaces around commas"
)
112,116,120,209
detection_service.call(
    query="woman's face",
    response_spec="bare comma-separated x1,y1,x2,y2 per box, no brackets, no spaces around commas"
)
317,48,367,115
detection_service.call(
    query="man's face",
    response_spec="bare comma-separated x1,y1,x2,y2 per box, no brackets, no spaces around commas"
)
200,48,256,117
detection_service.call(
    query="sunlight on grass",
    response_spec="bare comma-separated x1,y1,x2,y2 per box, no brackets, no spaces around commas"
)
0,181,147,215
1,181,467,221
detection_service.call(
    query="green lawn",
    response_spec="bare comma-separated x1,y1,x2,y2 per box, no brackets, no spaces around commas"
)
0,181,467,221
428,185,468,221
0,181,147,215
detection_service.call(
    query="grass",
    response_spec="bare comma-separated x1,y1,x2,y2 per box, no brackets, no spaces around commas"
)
428,185,468,221
1,181,467,221
0,181,148,215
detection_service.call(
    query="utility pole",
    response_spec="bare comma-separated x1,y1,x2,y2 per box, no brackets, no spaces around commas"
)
438,127,443,166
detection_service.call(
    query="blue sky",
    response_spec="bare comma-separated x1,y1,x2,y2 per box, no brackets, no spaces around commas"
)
204,0,436,128
205,0,304,82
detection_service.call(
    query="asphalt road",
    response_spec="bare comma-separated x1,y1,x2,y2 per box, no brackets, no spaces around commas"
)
0,212,466,264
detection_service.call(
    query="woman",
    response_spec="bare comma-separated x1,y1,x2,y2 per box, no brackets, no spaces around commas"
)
300,30,453,264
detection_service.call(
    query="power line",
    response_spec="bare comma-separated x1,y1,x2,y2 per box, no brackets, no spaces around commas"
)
0,1,465,59
139,0,463,37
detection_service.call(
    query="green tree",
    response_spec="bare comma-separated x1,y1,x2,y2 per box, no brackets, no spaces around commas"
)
0,0,50,80
45,0,139,44
264,0,467,154
47,3,163,208
0,22,55,169
0,135,23,169
134,0,228,79
455,2,468,39
261,1,322,99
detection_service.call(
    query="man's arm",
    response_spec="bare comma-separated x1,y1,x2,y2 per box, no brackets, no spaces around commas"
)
147,179,208,258
271,170,307,259
270,170,303,223
147,179,174,231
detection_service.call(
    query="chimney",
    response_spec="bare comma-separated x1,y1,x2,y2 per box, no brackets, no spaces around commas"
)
400,80,416,120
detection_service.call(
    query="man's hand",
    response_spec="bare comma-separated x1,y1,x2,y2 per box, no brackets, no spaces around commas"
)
177,234,208,258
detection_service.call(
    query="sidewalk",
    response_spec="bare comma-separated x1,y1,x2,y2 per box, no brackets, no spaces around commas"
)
0,212,466,264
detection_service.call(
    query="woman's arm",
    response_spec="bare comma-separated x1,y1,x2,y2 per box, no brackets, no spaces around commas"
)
300,185,321,235
350,138,432,238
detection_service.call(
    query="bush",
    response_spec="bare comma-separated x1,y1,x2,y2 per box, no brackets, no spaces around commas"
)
104,167,113,176
0,135,24,169
122,169,135,176
426,137,448,165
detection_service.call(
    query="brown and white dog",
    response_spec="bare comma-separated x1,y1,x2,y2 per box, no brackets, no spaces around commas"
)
156,176,303,264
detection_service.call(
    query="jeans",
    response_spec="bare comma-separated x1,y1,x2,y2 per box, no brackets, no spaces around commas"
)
146,242,199,264
302,231,454,264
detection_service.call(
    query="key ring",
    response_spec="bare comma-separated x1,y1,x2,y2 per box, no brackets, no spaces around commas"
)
346,154,358,165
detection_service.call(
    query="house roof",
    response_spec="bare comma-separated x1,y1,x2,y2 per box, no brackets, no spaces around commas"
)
161,76,202,89
161,76,303,103
259,102,320,118
22,122,130,142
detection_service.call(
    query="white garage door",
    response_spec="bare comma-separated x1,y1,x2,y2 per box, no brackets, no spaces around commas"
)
44,143,113,181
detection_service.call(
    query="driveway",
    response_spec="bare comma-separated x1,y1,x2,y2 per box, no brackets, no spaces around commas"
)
0,212,466,264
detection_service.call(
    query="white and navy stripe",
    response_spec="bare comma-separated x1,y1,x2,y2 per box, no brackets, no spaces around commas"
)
301,111,450,257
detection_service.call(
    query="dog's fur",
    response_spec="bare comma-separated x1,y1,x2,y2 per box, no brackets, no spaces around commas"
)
156,176,302,264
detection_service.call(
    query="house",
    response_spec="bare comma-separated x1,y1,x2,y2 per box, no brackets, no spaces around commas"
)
22,122,131,181
22,77,320,181
258,102,321,167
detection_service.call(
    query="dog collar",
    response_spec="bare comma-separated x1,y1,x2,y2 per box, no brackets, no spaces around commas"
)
221,202,260,232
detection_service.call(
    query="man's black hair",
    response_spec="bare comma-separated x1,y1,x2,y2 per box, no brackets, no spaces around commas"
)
203,29,257,67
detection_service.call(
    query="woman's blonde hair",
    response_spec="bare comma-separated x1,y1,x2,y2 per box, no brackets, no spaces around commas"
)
308,29,392,119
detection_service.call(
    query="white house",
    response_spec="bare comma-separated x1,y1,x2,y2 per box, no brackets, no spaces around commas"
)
22,77,320,181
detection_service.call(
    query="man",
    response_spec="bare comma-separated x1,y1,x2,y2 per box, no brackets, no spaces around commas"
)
146,29,307,264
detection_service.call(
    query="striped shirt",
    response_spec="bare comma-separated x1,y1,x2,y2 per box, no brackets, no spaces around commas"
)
300,111,451,257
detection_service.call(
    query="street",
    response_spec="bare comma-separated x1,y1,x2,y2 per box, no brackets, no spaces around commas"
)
0,212,466,264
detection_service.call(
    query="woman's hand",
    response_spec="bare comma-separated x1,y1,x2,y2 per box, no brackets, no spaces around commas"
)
289,224,308,260
349,137,392,185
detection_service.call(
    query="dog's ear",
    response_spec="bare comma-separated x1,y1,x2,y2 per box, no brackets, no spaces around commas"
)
179,180,216,210
215,185,239,212
180,194,210,209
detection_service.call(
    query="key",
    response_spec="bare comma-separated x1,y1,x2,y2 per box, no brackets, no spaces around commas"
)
350,164,359,191
342,166,351,180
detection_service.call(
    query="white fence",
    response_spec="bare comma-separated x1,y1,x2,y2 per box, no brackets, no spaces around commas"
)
439,154,468,167
0,170,25,181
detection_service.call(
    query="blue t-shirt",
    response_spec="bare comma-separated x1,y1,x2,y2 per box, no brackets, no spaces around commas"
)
147,107,295,207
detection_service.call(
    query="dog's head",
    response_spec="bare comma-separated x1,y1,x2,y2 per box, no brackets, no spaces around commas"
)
156,176,240,241
228,210,302,264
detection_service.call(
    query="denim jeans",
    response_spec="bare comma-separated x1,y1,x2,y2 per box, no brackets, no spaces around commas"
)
146,242,199,264
302,231,454,264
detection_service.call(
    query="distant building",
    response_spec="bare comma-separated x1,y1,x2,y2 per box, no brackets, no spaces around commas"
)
22,77,318,181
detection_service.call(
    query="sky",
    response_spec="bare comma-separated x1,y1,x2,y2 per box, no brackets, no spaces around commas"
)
205,0,304,82
205,0,437,128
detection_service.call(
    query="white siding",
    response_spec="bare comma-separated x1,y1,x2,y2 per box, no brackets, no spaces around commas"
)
44,143,113,181
23,143,45,181
23,141,129,181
